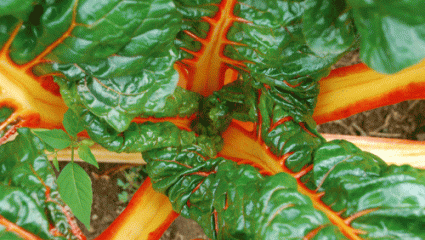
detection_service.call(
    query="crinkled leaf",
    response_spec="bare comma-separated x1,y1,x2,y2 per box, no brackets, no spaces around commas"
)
2,0,183,132
78,145,98,169
225,0,348,122
57,162,92,229
0,128,81,239
302,140,425,238
32,129,72,150
258,89,324,172
145,148,334,239
347,0,425,73
174,0,221,60
144,134,425,239
137,87,202,118
0,0,40,20
57,78,206,153
193,79,258,136
303,0,357,55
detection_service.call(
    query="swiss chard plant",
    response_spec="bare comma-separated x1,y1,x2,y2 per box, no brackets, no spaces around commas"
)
1,0,425,239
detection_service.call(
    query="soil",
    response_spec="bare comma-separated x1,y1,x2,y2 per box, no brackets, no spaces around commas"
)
70,51,425,239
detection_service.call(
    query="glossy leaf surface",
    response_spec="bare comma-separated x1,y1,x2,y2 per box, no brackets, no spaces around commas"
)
225,0,346,123
1,0,425,239
303,0,357,55
1,0,182,133
347,0,425,73
144,120,425,239
144,146,337,240
77,145,99,168
0,128,83,239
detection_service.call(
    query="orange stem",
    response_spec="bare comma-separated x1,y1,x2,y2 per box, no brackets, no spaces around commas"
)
95,178,178,240
0,215,42,240
220,122,365,239
314,61,425,124
323,134,425,169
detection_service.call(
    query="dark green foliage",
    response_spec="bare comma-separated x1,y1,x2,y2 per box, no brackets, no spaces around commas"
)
1,0,425,239
0,128,77,239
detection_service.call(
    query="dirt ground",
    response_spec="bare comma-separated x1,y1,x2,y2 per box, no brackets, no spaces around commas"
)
71,52,425,239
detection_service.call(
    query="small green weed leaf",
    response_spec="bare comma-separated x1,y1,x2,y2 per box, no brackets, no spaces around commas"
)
80,139,95,147
32,129,72,150
118,191,129,203
52,153,60,171
57,162,93,229
117,178,129,189
78,145,99,169
63,109,84,137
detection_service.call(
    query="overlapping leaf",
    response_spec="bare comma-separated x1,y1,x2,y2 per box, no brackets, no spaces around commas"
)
143,129,425,239
225,0,348,123
144,145,336,239
193,79,258,136
1,0,183,132
0,128,81,239
303,0,357,56
57,77,205,153
347,0,425,73
302,140,425,239
2,0,425,239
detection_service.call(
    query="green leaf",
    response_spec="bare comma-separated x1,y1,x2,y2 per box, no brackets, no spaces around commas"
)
63,109,84,137
2,0,183,133
52,153,60,171
302,140,425,238
57,162,93,229
118,191,129,203
303,0,357,55
78,145,98,169
226,0,348,122
347,0,425,73
144,145,336,239
32,129,72,150
0,128,82,239
0,0,40,20
193,79,258,136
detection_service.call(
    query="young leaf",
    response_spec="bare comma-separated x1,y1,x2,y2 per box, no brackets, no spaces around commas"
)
32,129,72,150
57,162,93,229
63,109,84,137
52,152,60,171
78,145,99,169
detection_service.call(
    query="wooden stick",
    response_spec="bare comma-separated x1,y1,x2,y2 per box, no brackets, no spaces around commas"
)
49,144,145,165
323,134,425,169
49,135,425,169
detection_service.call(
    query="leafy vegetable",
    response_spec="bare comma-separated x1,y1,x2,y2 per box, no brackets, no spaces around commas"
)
0,128,84,239
347,0,425,73
144,134,425,239
303,0,357,55
1,0,425,239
